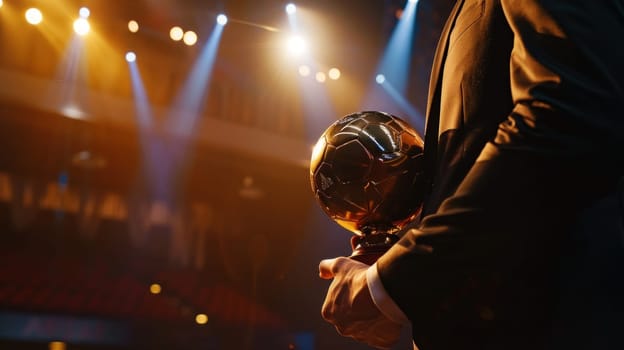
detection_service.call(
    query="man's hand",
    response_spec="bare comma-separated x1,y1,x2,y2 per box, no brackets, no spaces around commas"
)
319,257,403,349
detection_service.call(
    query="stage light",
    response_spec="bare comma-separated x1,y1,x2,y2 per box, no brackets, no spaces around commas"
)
328,68,341,80
183,30,197,46
376,74,386,84
315,72,326,83
298,65,310,77
25,8,43,25
0,1,4,9
409,0,418,3
195,313,208,325
286,35,307,56
376,0,419,94
170,26,183,41
79,7,90,18
150,283,161,294
172,15,226,136
217,14,227,25
286,3,297,14
128,20,139,33
73,18,90,36
125,51,136,62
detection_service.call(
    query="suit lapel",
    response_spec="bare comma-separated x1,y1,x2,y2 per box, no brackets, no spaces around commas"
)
422,0,464,213
424,0,464,131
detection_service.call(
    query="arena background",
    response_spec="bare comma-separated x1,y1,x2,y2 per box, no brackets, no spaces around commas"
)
0,0,454,349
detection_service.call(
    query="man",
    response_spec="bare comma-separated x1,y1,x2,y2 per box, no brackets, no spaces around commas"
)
319,0,624,349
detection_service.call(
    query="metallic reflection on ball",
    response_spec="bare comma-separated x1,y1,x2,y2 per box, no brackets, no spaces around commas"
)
310,111,425,239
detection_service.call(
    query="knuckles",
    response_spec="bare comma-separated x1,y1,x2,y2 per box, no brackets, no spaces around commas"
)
320,305,333,321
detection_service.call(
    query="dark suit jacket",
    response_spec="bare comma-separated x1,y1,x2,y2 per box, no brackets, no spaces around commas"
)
376,0,624,349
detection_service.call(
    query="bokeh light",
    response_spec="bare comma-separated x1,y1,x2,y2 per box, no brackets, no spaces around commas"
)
125,51,136,63
217,14,228,25
315,71,326,83
298,65,310,77
328,68,341,80
79,7,90,18
183,31,197,46
149,283,161,294
73,18,90,36
195,313,208,325
128,20,139,33
170,26,184,41
25,8,43,25
376,74,386,84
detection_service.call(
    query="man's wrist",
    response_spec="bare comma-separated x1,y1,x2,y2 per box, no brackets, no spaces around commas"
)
366,262,410,324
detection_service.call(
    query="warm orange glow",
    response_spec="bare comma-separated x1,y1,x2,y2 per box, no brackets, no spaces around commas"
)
150,283,162,294
49,341,66,350
195,313,208,324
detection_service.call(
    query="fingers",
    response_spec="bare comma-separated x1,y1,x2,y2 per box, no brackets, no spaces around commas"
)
319,257,401,349
319,256,362,279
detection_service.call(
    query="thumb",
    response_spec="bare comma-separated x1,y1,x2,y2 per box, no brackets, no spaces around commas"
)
318,258,337,279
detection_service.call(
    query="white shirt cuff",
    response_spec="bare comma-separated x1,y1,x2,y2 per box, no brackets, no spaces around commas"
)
366,262,410,325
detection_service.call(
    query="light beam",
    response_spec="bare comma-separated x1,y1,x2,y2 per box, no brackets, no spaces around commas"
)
377,0,419,94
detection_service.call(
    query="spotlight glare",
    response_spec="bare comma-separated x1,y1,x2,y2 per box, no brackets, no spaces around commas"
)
408,0,418,3
125,51,136,62
328,68,341,80
286,35,307,56
25,8,43,25
62,105,85,119
79,7,90,18
217,14,227,25
73,18,90,36
285,3,297,14
170,26,184,41
128,20,139,33
298,65,310,77
315,72,326,83
183,30,198,46
0,1,4,9
376,74,386,84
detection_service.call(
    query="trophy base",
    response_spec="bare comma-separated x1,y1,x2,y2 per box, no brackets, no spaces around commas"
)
349,234,399,265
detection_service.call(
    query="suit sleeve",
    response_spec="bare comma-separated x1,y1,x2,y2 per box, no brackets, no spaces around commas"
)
375,0,624,325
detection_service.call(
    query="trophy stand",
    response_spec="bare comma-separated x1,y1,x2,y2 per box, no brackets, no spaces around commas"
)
349,232,399,265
